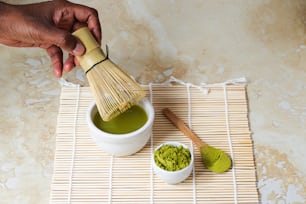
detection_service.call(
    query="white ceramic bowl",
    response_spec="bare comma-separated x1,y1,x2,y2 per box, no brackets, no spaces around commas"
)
87,98,155,156
152,141,194,185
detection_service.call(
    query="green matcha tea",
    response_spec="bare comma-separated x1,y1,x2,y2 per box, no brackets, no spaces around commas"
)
93,105,148,134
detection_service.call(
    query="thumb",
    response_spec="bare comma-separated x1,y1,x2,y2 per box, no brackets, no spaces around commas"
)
46,28,85,56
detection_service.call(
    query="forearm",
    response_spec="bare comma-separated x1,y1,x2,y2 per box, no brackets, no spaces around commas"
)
0,2,13,44
0,2,47,47
0,2,12,17
0,2,22,40
0,2,10,19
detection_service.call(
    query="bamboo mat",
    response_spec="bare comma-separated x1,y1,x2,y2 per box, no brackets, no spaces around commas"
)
50,81,259,204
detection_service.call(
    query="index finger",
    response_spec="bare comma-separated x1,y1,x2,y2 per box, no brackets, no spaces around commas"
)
70,3,102,43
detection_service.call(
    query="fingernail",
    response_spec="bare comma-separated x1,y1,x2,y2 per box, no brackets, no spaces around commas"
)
72,42,85,56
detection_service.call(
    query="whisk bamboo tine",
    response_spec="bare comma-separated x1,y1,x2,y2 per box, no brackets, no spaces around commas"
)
72,27,145,121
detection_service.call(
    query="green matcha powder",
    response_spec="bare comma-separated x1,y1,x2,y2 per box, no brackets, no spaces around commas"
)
154,144,191,171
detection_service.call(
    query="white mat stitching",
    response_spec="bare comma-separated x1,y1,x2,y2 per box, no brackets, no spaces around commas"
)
223,83,238,204
67,84,80,203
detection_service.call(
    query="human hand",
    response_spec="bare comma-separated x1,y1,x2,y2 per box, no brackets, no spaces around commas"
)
0,0,101,77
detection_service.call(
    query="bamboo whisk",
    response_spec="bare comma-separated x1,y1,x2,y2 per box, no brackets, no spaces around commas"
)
72,27,145,121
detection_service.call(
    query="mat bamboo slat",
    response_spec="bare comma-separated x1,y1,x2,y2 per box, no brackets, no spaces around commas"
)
50,83,259,204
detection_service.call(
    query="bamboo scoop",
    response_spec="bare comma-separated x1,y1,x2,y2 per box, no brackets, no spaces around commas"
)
162,108,232,173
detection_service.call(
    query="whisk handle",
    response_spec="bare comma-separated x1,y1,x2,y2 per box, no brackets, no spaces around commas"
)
72,27,105,73
162,108,205,148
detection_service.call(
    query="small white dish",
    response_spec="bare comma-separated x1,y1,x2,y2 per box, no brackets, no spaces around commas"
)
152,141,194,185
87,98,155,156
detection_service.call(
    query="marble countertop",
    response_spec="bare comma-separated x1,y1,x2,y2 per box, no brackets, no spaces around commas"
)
0,0,305,203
